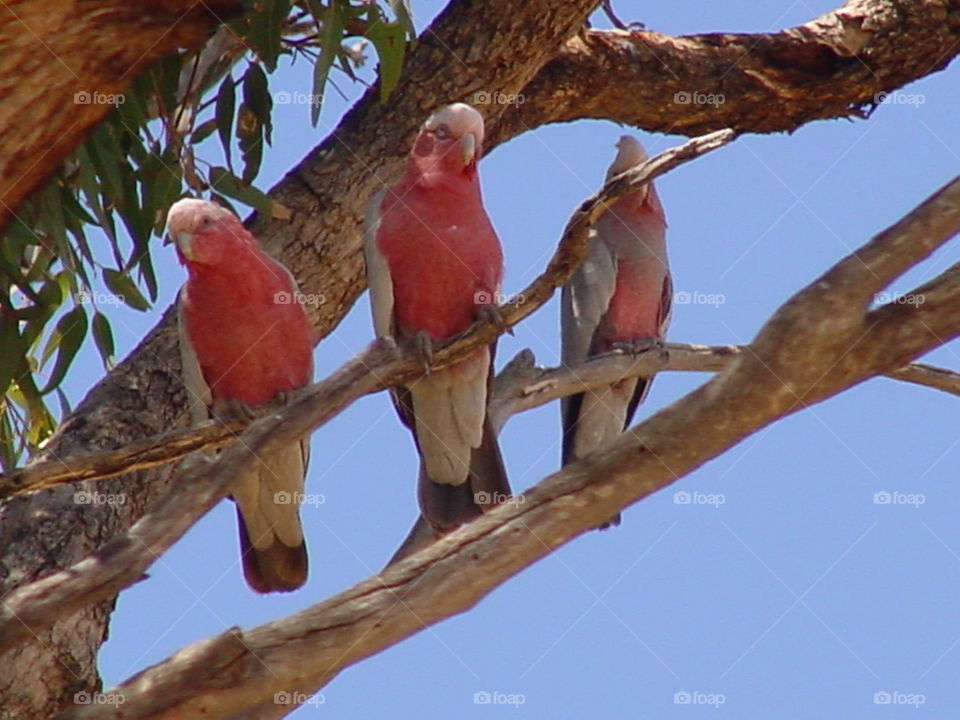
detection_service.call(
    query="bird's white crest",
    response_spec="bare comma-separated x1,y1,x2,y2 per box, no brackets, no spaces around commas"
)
425,103,485,148
166,198,237,237
605,135,650,182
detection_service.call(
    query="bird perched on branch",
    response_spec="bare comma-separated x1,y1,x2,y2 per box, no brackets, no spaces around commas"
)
167,198,316,592
365,103,511,545
561,136,672,527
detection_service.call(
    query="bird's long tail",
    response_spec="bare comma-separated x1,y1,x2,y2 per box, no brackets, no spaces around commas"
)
389,417,510,564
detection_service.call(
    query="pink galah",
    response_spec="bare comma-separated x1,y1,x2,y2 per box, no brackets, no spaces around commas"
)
561,136,671,526
365,103,510,537
167,198,316,593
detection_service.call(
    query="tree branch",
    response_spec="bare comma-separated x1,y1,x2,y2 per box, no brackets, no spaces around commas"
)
6,339,959,502
503,0,960,139
60,173,960,720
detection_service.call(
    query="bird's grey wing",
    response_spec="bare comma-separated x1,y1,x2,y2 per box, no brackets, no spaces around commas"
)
363,189,395,340
560,231,618,460
177,288,212,424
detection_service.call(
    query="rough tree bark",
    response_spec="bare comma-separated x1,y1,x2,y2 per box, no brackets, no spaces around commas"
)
0,0,242,234
507,0,960,136
0,0,957,717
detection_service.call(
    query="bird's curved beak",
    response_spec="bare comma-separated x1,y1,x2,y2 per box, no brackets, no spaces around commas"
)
460,132,477,166
169,232,195,260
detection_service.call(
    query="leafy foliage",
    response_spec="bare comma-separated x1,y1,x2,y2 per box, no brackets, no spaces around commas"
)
0,0,415,469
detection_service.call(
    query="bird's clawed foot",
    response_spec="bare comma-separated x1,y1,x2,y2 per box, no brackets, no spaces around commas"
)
273,389,296,406
412,331,434,372
216,397,257,423
611,337,661,355
476,303,512,335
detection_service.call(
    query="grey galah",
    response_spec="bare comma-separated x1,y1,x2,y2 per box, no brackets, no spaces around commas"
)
560,136,672,525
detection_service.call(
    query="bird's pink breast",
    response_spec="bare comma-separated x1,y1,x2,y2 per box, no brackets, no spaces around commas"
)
182,255,313,406
377,184,503,341
594,194,668,350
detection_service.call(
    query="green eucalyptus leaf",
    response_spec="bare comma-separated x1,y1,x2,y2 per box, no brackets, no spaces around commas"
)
209,166,274,215
103,268,150,312
243,63,274,145
40,305,87,394
366,19,406,103
92,311,116,370
309,0,343,126
215,74,236,171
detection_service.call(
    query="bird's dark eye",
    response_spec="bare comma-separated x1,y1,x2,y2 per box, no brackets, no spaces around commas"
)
198,216,213,229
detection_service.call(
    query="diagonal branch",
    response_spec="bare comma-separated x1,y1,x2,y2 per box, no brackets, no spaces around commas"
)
61,171,960,720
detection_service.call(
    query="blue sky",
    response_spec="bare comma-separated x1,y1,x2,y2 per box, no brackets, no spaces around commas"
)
54,1,960,716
